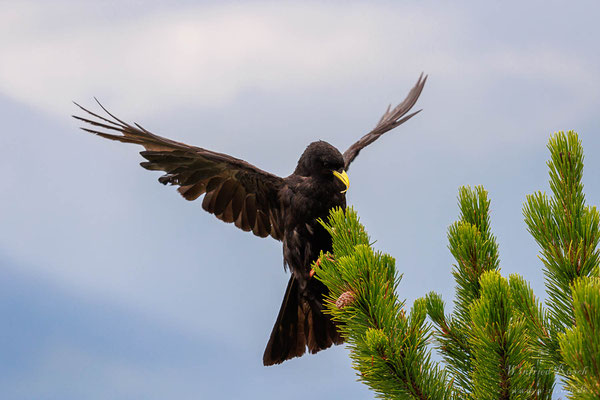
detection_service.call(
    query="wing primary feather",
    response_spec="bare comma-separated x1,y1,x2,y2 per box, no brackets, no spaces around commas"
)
73,101,126,129
221,201,235,223
384,109,422,132
377,103,392,125
94,97,132,128
213,179,238,215
73,115,128,133
245,195,257,229
231,186,245,219
178,182,207,201
202,190,216,212
79,127,146,145
207,180,225,212
205,177,225,193
253,210,268,237
134,122,154,135
140,161,164,171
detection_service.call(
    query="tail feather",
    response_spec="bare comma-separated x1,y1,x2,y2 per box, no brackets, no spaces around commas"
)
263,276,343,366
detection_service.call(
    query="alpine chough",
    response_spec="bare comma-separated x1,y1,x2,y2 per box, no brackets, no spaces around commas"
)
73,73,427,365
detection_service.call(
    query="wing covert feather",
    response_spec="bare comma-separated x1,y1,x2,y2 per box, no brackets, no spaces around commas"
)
343,73,427,170
74,101,285,240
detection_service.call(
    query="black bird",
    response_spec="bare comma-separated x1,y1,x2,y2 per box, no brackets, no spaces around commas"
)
73,74,427,365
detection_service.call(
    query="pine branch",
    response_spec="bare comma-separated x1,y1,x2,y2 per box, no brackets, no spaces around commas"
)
314,207,454,400
449,186,500,327
524,131,600,337
470,271,554,400
424,292,472,394
427,185,554,398
424,186,501,394
517,130,599,398
509,274,560,366
559,277,600,399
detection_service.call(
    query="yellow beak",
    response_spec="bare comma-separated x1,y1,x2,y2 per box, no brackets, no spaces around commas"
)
333,170,350,193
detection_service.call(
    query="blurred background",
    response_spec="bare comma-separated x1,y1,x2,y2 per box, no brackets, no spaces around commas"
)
1,1,599,399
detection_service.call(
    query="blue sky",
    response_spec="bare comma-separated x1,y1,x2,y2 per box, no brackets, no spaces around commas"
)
1,1,599,399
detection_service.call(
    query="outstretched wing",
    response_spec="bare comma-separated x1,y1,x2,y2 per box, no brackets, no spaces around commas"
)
343,73,427,170
73,101,285,240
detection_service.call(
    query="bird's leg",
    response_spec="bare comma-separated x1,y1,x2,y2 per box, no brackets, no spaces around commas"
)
309,258,321,279
309,254,336,279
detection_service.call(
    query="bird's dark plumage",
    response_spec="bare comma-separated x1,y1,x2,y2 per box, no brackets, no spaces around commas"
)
73,73,427,365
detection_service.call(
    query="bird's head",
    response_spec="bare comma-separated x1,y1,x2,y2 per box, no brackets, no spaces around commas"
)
294,141,349,193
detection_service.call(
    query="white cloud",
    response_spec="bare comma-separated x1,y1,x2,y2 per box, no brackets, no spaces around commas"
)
2,1,596,120
0,2,442,117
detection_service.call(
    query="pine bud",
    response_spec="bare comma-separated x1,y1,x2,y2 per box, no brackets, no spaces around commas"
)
336,291,355,309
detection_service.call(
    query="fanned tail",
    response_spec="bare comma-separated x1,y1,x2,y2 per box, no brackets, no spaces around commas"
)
263,276,343,366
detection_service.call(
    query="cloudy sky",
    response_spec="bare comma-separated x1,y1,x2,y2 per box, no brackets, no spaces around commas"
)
1,1,599,399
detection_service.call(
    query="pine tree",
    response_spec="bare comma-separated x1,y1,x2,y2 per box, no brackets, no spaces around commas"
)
313,131,599,399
